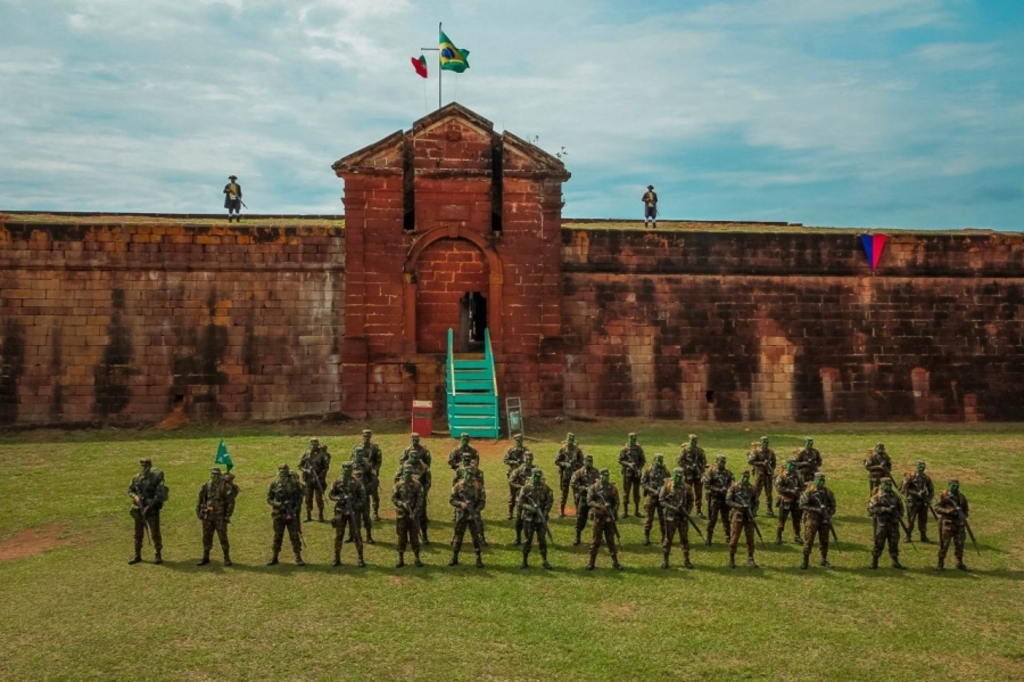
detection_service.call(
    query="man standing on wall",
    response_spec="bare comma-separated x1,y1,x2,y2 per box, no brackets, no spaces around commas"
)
642,184,658,228
223,175,243,222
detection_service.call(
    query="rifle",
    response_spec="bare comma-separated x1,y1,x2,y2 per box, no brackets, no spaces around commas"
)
525,491,555,544
135,496,152,546
275,492,305,548
456,491,485,542
888,488,918,552
592,490,620,541
810,492,841,554
302,462,325,497
666,493,706,543
946,500,981,556
738,501,766,550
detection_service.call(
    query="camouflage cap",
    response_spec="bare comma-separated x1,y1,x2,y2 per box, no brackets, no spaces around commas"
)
948,478,960,486
309,436,319,442
139,457,152,465
688,433,698,440
411,432,420,438
628,432,637,438
513,433,523,440
584,454,594,461
715,454,726,462
278,463,289,471
760,435,769,442
567,432,575,439
805,436,814,442
599,467,610,475
740,469,750,477
460,432,470,439
654,452,664,460
672,467,685,476
916,460,926,467
210,466,222,474
362,429,372,436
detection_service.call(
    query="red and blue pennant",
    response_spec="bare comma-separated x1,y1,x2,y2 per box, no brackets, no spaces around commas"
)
860,234,888,271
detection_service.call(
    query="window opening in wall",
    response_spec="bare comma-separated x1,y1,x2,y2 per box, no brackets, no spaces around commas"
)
459,292,487,352
705,390,715,404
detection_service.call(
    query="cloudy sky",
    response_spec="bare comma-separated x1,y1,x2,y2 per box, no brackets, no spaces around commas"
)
2,0,1023,230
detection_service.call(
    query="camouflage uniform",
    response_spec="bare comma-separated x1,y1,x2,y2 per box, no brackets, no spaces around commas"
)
350,448,376,543
298,437,331,522
196,467,238,566
570,457,600,545
400,434,432,543
747,437,777,517
725,473,759,568
934,480,971,571
676,435,707,517
517,471,554,569
509,455,537,545
586,470,621,570
328,463,366,567
774,461,804,544
392,468,425,567
702,456,735,545
863,443,892,495
127,457,167,565
867,479,906,569
503,434,529,519
794,438,822,485
449,475,487,567
640,455,671,545
400,433,433,469
355,430,384,520
554,434,585,517
798,474,837,569
447,433,480,470
617,433,647,517
900,461,934,542
658,471,695,569
266,464,305,566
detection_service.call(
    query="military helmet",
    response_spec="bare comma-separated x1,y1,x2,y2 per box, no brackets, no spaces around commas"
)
210,466,222,474
309,437,319,443
278,463,289,471
948,478,960,486
916,460,926,468
715,454,726,463
654,452,664,462
411,432,420,439
672,466,685,477
139,457,152,465
599,467,610,476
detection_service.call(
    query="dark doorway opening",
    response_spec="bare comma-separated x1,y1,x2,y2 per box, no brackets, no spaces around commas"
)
459,292,487,352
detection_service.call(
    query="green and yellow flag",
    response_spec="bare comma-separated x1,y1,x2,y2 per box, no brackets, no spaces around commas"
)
214,439,234,472
439,29,470,73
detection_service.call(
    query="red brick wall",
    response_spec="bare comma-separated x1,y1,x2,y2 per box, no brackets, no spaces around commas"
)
415,238,489,353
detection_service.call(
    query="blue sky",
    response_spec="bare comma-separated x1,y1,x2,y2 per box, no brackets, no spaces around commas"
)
1,0,1022,230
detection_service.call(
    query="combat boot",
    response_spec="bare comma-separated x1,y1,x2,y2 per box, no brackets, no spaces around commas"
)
295,553,305,567
514,530,522,546
128,550,143,565
956,562,970,572
661,553,669,570
635,508,643,519
197,550,211,566
936,558,945,571
267,552,279,566
475,551,484,569
643,531,651,547
921,534,930,543
820,558,833,569
870,554,879,569
541,551,552,570
520,553,529,570
357,552,366,568
747,556,759,569
507,506,514,521
318,511,325,523
794,535,804,545
766,508,776,518
683,552,694,570
223,551,232,567
705,535,713,547
422,530,430,545
413,551,424,568
373,508,381,522
448,551,459,566
332,550,341,567
891,557,905,570
395,552,405,568
774,532,783,546
800,555,809,570
612,556,622,571
586,553,596,571
904,534,912,543
154,551,163,565
365,532,375,545
573,531,582,546
305,511,313,523
729,553,736,569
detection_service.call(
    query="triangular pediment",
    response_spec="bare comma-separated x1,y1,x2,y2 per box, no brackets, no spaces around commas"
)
501,131,570,178
332,130,405,174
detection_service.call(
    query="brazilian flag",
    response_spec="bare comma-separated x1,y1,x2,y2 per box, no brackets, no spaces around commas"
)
214,439,234,472
439,30,470,73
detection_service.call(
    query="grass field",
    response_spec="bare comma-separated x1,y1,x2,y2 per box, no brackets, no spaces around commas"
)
1,418,1022,682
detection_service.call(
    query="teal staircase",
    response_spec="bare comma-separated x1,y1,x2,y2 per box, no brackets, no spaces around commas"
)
446,327,500,438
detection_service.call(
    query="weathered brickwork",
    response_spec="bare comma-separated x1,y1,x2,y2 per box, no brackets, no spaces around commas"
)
0,222,344,425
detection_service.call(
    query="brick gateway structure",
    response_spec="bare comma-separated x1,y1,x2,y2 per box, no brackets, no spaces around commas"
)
0,102,1022,426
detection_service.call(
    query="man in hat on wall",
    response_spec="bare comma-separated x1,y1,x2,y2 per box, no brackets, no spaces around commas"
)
223,175,243,222
642,184,658,228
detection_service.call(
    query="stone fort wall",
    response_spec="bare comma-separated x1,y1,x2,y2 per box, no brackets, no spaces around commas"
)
1,216,1022,426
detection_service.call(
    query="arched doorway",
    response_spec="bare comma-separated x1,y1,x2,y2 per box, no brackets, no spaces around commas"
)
414,238,489,353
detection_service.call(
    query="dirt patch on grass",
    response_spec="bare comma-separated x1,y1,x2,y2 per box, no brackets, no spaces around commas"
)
0,524,74,562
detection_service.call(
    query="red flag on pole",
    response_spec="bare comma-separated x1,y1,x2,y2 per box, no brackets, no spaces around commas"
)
411,55,428,78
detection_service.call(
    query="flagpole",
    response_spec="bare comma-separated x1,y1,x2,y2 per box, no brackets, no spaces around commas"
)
438,22,443,109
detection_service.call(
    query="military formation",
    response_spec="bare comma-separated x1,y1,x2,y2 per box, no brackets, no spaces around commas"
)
125,431,980,573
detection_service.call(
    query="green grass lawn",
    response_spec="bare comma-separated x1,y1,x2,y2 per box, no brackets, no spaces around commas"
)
0,419,1022,682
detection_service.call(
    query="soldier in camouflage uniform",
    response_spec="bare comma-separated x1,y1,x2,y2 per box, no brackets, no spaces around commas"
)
799,472,837,569
677,434,707,518
864,442,892,495
127,457,168,565
328,462,366,567
517,468,554,569
586,468,622,570
867,477,906,570
503,433,530,519
298,437,331,522
196,466,238,567
349,447,376,544
617,432,647,518
554,432,585,517
449,468,486,568
509,451,537,545
702,454,735,546
659,467,695,569
725,470,759,568
393,465,425,568
640,453,671,546
398,451,432,544
356,429,384,520
901,460,934,542
266,463,305,566
447,432,479,471
451,451,488,546
570,454,600,546
774,460,804,545
934,478,971,572
747,436,777,517
794,437,822,485
401,432,432,469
